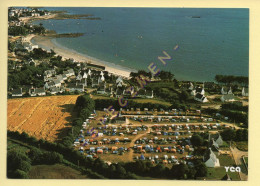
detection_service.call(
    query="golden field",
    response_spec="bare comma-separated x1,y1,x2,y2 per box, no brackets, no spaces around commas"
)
7,95,79,142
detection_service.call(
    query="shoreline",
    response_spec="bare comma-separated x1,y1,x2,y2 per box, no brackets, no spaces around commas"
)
30,35,135,78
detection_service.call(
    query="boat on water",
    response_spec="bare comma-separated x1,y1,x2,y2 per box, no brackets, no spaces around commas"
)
192,16,200,18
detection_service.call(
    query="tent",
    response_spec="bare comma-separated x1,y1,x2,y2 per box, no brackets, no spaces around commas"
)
112,146,118,151
140,154,145,160
97,149,103,154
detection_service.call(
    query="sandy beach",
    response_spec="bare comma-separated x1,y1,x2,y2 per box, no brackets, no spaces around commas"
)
30,35,134,78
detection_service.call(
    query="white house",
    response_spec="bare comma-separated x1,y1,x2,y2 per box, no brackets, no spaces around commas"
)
53,79,62,87
63,69,75,77
194,93,208,103
221,94,235,102
221,86,232,95
67,84,84,92
100,74,105,82
188,82,194,90
12,88,23,97
242,87,248,97
190,86,205,96
31,12,40,17
82,72,88,86
50,87,60,95
76,72,83,81
44,69,56,78
116,76,123,87
88,69,92,77
216,136,223,147
30,88,46,96
68,69,75,76
35,88,46,96
204,148,220,168
44,81,55,89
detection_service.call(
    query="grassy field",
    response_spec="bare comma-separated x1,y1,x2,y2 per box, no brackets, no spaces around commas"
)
235,141,248,151
207,167,240,180
7,95,79,142
92,94,115,100
28,164,88,179
218,154,236,166
133,98,171,106
205,154,240,180
92,94,171,107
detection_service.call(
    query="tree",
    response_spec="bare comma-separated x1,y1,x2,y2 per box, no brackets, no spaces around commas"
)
28,147,43,165
18,160,31,172
7,149,31,171
191,134,204,147
42,151,63,164
194,160,207,177
235,130,243,141
179,90,190,102
75,94,95,112
150,163,165,178
171,163,189,179
242,129,248,141
13,169,29,179
221,128,236,141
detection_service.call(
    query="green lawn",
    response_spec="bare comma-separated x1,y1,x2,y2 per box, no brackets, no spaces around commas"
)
220,141,230,148
92,94,115,100
218,155,236,167
235,141,248,151
28,164,88,179
207,167,240,180
133,98,171,106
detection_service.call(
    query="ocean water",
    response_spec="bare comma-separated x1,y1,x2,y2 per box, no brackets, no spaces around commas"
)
33,8,249,81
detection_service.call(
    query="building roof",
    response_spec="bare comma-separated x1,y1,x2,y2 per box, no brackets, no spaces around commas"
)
83,72,88,78
243,87,249,94
196,87,203,93
222,94,235,100
204,148,218,163
76,74,83,81
53,79,61,85
221,174,232,180
50,87,60,92
67,84,84,89
12,88,22,94
35,88,45,93
68,69,74,74
195,93,204,99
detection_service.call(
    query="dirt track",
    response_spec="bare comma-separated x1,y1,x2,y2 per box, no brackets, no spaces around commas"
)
8,95,79,142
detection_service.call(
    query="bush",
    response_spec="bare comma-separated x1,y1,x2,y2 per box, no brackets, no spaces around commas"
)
13,169,29,179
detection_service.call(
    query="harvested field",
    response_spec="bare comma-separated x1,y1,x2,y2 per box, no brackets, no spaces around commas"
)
8,95,79,142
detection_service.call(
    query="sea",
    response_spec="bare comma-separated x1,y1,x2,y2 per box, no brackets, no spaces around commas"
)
32,7,249,82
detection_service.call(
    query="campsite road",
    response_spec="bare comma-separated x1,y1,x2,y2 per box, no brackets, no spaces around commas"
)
123,127,151,162
230,146,248,181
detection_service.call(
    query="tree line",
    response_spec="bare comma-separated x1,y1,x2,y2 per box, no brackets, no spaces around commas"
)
220,128,248,142
8,23,46,36
215,75,248,85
